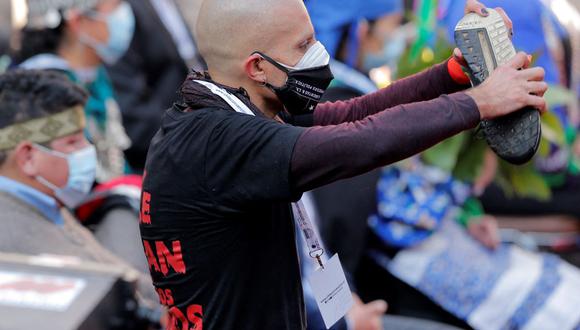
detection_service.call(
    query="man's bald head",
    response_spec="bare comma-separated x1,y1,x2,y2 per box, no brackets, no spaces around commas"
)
196,0,315,77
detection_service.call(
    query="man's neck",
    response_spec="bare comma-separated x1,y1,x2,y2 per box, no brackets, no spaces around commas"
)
209,71,283,119
0,169,54,198
58,40,100,70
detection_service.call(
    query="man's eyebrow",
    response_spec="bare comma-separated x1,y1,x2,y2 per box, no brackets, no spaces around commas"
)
297,33,315,47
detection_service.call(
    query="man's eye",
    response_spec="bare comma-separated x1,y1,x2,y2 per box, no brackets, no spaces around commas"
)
301,39,313,50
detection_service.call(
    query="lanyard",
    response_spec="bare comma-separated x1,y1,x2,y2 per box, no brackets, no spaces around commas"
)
193,80,326,268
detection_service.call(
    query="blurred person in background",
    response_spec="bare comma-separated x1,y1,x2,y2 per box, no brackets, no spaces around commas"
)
298,194,388,330
0,1,12,72
299,192,464,330
0,70,160,323
13,0,133,183
10,0,152,282
106,0,206,173
307,0,405,102
302,2,404,329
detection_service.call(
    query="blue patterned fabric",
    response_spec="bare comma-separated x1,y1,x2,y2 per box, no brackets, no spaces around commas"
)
382,219,580,330
403,220,510,319
369,164,471,248
501,255,561,330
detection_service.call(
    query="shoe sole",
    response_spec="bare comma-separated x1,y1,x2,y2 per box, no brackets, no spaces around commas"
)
455,9,541,165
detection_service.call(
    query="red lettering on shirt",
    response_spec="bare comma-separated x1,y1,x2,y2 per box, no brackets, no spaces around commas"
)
167,305,203,330
168,306,188,330
156,240,186,276
165,288,175,306
140,191,152,224
143,240,160,272
156,287,175,306
187,304,203,330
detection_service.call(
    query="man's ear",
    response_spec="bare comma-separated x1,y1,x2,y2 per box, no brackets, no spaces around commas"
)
13,142,37,177
244,54,268,85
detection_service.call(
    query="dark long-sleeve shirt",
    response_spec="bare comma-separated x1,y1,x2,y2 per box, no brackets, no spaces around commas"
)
291,60,479,191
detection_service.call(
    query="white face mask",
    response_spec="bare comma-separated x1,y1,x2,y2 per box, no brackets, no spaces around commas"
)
253,41,334,114
282,41,331,70
34,144,97,209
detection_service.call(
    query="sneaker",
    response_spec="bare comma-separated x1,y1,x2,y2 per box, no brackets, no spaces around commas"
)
455,8,541,165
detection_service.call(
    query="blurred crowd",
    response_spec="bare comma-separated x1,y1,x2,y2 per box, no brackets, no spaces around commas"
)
0,0,579,329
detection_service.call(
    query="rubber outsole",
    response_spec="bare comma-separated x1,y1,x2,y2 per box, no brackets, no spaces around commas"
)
454,12,541,165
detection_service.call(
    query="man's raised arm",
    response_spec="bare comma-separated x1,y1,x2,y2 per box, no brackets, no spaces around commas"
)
290,53,547,192
312,58,471,126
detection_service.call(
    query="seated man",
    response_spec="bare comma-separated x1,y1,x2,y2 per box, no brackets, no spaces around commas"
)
0,70,157,309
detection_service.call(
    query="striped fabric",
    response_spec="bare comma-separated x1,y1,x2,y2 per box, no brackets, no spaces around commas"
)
381,219,580,330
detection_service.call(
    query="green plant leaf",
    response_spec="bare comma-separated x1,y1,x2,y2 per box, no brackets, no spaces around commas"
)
453,135,487,182
494,166,515,199
540,111,566,146
545,85,577,109
422,134,465,172
538,137,551,157
497,160,551,201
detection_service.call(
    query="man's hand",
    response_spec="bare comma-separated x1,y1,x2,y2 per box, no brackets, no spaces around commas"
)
347,295,388,330
466,52,548,120
468,215,500,250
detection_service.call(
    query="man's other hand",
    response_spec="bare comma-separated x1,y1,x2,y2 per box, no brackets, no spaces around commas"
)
468,216,500,250
348,295,388,330
464,0,513,32
466,52,548,120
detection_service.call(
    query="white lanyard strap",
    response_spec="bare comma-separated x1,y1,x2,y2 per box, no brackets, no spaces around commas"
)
193,80,326,267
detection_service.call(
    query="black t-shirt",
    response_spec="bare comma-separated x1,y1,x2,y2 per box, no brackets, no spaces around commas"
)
140,105,306,329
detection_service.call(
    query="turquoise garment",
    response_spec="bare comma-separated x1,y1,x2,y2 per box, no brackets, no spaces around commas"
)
0,176,63,226
83,66,117,140
18,54,113,140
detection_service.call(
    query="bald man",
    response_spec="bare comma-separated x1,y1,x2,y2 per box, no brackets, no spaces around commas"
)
139,0,547,329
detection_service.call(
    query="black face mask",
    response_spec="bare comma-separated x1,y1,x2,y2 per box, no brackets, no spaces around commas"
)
254,52,334,115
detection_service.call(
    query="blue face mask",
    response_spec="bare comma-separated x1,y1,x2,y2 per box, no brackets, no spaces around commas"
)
363,30,406,73
34,144,97,209
80,1,136,64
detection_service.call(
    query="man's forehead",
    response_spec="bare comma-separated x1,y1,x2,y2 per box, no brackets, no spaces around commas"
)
267,2,314,43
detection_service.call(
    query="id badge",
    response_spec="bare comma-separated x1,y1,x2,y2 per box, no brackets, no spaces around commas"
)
307,254,354,329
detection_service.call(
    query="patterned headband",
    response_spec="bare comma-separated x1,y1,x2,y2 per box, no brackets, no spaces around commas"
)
0,106,85,151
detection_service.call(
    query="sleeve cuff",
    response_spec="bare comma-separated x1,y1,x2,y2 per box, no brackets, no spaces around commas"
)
447,58,472,85
450,92,482,127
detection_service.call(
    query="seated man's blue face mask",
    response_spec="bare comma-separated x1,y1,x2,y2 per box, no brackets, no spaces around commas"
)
34,144,97,209
253,41,335,115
